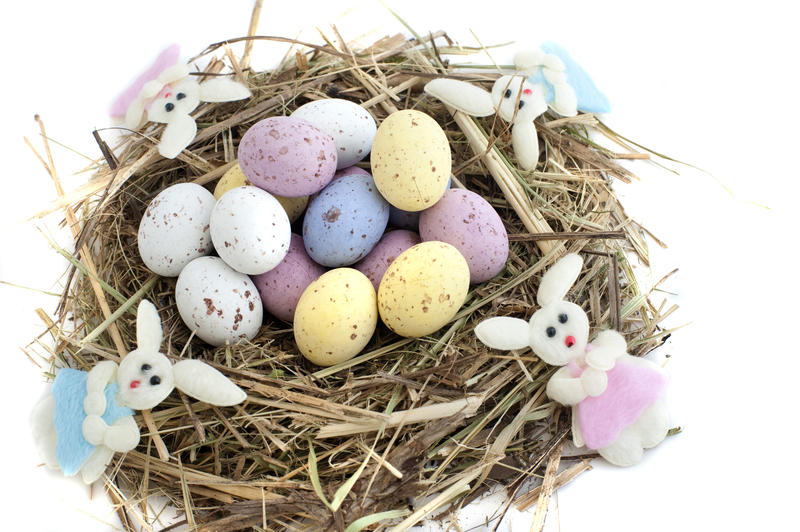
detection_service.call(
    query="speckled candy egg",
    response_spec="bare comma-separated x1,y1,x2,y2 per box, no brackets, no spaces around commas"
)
214,163,308,222
251,234,326,322
176,256,263,346
355,229,421,291
370,110,451,211
238,116,337,197
419,189,509,283
137,183,215,277
378,241,469,338
291,99,377,169
294,268,377,366
210,187,291,275
302,173,390,267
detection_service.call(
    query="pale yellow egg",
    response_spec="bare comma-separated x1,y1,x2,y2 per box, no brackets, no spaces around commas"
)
214,162,308,222
294,268,377,366
377,241,469,338
370,110,451,212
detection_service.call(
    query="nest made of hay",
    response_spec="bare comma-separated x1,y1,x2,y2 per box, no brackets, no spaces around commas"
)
31,28,676,532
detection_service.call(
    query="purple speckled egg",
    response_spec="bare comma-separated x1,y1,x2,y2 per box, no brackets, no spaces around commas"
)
419,189,509,283
355,229,422,290
251,234,327,322
238,116,338,197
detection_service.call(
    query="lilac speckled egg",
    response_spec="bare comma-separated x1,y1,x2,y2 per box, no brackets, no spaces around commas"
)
251,234,327,322
355,230,422,291
291,99,377,169
302,173,390,267
419,189,509,283
238,116,337,197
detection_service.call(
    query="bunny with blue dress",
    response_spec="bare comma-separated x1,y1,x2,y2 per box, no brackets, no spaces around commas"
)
31,300,247,483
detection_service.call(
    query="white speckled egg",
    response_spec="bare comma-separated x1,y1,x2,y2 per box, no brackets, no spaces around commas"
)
176,256,263,346
210,186,292,275
137,183,215,277
292,99,377,169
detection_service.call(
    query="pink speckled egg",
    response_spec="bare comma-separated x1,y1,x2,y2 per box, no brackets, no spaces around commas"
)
419,189,509,283
238,116,337,197
355,229,422,290
250,234,327,322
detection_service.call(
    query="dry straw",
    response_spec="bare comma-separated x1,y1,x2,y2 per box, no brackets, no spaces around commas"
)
24,10,678,532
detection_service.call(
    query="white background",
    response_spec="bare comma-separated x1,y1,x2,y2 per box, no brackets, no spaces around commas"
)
1,1,797,530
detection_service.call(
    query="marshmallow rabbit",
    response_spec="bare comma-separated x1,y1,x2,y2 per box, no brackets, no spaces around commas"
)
31,300,247,484
474,254,669,466
110,45,251,159
424,43,609,171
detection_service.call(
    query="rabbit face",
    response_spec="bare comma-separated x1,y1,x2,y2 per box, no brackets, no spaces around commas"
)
146,77,200,124
491,75,548,123
529,301,589,366
116,350,175,410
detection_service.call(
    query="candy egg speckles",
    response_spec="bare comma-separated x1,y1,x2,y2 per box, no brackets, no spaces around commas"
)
291,99,377,169
302,172,390,267
378,241,469,338
137,183,215,277
419,189,509,283
210,187,291,275
294,268,377,367
238,116,337,197
355,229,421,291
176,256,263,346
251,234,327,323
370,110,451,212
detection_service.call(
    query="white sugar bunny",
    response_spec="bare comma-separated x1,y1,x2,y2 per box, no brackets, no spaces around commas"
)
110,45,251,159
474,254,669,466
31,300,247,484
424,43,609,171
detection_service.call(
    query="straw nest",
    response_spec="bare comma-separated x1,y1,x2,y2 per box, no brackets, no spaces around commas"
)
30,26,677,532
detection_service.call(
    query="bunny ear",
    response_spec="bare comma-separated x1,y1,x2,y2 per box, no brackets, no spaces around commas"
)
198,77,251,103
172,360,247,406
424,79,496,117
537,254,584,306
475,317,530,350
136,300,163,353
511,121,539,171
157,113,197,159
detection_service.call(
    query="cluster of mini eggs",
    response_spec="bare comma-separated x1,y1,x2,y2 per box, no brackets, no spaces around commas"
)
137,98,509,366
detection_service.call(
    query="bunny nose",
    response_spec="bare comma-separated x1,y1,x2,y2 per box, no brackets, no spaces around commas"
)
129,380,141,389
565,336,576,348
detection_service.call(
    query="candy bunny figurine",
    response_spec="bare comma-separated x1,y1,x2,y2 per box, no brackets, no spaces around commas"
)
31,300,247,484
109,44,251,159
424,42,609,171
474,254,669,466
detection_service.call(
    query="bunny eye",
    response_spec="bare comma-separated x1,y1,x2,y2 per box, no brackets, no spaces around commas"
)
149,375,161,386
176,92,186,100
141,364,151,372
165,102,175,112
558,313,568,324
518,100,525,109
546,326,556,338
504,89,512,99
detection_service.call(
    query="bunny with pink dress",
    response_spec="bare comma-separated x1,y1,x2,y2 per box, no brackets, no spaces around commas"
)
475,254,669,466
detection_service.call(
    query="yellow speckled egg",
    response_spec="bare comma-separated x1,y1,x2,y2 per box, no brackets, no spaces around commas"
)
370,110,451,212
378,241,469,338
214,163,251,199
294,268,377,366
215,162,309,222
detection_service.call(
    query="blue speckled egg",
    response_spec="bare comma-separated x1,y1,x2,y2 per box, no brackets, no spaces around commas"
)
302,173,390,267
